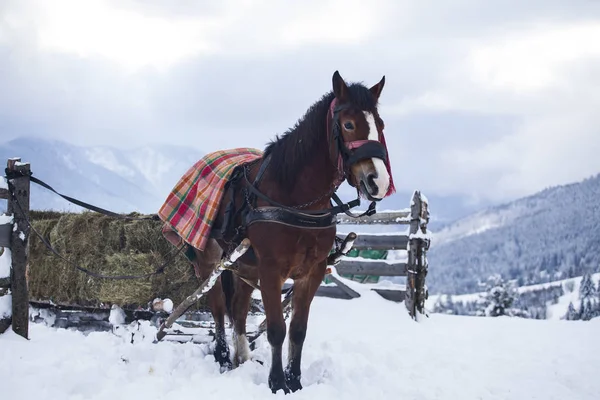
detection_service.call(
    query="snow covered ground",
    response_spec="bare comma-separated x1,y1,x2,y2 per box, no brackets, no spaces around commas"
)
1,289,599,400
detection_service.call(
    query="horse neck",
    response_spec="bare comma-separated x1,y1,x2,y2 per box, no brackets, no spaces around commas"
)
287,140,337,208
264,126,338,210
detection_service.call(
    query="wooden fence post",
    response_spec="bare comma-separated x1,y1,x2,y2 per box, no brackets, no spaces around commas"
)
405,190,430,319
5,158,31,338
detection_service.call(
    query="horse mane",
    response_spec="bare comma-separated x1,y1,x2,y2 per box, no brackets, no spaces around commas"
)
263,82,378,188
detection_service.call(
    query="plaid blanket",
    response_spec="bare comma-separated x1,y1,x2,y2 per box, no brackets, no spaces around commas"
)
158,147,263,251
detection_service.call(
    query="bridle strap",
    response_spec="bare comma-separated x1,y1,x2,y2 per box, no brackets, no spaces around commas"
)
327,99,388,181
345,141,387,166
242,159,364,216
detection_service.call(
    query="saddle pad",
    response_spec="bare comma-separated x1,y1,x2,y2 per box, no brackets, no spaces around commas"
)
158,147,263,251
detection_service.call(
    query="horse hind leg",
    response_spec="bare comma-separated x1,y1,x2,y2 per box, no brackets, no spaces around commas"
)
227,271,256,367
191,241,233,371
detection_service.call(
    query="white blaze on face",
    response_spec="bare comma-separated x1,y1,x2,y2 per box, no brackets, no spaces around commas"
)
363,111,390,198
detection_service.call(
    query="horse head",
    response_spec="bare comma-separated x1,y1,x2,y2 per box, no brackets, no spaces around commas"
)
328,71,395,201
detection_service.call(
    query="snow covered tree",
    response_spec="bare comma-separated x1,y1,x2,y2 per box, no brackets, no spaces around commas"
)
579,274,595,300
564,302,579,321
432,294,456,315
477,274,520,317
580,299,595,321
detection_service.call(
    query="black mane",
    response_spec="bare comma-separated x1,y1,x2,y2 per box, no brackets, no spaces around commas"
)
263,83,377,188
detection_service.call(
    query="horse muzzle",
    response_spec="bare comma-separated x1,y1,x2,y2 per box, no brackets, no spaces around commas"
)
359,170,388,201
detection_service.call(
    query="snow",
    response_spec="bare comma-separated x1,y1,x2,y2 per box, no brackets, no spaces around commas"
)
0,177,6,189
85,147,137,179
0,291,11,318
431,204,525,246
109,305,127,325
336,228,410,236
340,255,402,265
3,287,598,399
152,298,174,314
162,299,174,314
0,247,11,279
0,240,13,319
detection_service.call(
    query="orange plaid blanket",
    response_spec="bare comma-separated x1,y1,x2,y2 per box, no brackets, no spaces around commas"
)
158,147,263,251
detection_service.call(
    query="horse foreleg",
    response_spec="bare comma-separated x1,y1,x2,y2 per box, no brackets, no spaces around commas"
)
259,269,289,394
285,262,326,392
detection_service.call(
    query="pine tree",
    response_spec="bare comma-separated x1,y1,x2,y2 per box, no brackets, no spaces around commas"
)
433,295,457,315
564,301,579,320
477,274,520,317
581,299,595,321
579,274,595,300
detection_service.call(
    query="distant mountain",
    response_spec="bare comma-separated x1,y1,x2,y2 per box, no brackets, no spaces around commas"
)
0,137,487,226
0,137,203,214
427,173,600,295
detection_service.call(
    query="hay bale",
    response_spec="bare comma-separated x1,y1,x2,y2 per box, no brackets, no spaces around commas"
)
27,211,203,309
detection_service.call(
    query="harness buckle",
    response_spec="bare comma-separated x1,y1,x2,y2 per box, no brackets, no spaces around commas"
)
366,201,377,216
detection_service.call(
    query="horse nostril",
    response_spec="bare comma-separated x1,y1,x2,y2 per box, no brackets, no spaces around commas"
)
367,174,379,196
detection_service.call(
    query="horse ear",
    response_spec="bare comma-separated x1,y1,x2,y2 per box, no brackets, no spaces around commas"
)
332,70,349,101
369,75,385,100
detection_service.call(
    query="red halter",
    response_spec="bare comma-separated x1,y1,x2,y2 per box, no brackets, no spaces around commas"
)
327,98,396,197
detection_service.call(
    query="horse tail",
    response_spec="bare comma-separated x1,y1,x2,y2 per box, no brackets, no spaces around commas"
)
221,269,235,322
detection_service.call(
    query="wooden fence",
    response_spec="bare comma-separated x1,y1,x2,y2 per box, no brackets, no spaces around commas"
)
314,192,430,314
0,157,431,338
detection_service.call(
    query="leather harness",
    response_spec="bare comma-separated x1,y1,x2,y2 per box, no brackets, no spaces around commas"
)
212,98,389,243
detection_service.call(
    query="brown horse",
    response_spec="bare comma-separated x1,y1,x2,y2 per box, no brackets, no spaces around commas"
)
188,71,394,394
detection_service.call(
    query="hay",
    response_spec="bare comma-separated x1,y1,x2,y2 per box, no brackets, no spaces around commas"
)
27,211,203,309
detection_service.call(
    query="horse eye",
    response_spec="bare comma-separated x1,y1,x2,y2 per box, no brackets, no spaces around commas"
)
343,122,355,130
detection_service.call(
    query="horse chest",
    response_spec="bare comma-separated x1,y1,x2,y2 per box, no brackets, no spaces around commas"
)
249,224,335,267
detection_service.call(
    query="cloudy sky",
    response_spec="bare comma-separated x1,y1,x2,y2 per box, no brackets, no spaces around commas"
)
1,0,599,207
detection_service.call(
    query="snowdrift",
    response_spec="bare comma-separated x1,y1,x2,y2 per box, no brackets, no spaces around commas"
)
2,289,599,400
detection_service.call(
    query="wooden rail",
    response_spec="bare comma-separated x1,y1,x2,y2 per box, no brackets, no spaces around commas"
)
341,233,409,251
336,260,406,276
336,210,411,225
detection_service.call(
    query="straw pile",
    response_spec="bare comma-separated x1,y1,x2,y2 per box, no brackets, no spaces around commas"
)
27,211,203,309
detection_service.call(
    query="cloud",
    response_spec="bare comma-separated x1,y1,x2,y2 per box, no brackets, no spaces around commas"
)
384,20,600,202
1,0,599,208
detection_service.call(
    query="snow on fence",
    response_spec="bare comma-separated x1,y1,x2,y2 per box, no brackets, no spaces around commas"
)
0,157,431,338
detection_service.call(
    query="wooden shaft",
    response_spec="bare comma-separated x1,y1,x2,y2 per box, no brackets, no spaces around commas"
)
154,239,251,342
155,266,225,341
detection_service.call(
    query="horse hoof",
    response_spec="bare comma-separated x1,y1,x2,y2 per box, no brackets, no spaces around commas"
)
285,373,303,392
269,375,290,394
219,360,233,373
